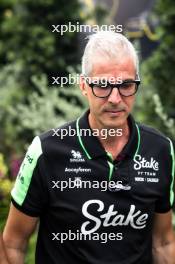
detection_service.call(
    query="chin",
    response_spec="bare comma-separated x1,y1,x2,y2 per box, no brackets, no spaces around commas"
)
101,116,127,129
100,120,123,129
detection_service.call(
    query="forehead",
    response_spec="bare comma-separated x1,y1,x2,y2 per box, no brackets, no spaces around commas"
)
91,58,136,78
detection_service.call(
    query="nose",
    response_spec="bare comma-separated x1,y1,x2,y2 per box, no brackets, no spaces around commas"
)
107,87,122,104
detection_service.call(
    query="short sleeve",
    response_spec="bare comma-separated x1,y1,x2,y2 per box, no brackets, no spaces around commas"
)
11,136,48,216
155,138,175,213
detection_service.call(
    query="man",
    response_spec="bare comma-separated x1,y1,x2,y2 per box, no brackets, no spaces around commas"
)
0,234,9,264
3,31,175,263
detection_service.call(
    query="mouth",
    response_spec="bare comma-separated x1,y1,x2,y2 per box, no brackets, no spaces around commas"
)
104,109,125,117
106,109,124,112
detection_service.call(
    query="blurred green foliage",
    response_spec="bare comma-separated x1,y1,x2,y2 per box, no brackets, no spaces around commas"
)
0,0,91,156
0,0,85,77
0,63,87,155
136,0,175,140
0,178,13,230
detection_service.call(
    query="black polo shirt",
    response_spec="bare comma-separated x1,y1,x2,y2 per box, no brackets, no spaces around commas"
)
11,110,175,264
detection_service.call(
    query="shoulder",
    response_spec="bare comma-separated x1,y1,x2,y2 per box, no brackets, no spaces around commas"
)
35,119,77,154
137,122,172,148
40,119,76,140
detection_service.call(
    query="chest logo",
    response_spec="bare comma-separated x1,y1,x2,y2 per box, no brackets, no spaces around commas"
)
81,200,148,235
70,150,85,162
134,155,159,171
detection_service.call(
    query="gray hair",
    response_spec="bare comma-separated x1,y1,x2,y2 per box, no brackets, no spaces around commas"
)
82,31,139,76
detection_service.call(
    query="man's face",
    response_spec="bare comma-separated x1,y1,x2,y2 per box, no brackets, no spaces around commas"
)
80,57,137,129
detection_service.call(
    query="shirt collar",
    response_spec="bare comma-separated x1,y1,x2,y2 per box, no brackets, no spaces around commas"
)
76,110,140,160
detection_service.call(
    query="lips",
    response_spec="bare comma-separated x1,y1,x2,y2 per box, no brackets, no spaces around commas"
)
104,109,125,117
105,109,125,113
108,110,123,113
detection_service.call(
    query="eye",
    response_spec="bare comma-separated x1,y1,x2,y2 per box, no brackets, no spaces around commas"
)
121,82,134,89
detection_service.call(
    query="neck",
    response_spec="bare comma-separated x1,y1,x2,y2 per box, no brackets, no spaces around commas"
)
88,113,130,159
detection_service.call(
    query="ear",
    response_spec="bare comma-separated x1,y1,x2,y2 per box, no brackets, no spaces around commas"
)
79,74,87,97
